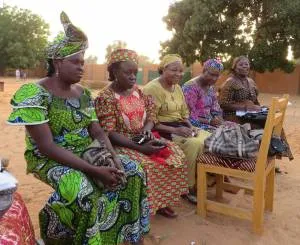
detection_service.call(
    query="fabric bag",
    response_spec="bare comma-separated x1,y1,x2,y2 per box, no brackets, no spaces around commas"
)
81,139,126,190
204,123,259,159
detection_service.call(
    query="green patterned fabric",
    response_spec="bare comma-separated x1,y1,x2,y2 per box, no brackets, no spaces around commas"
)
7,83,150,245
47,11,88,59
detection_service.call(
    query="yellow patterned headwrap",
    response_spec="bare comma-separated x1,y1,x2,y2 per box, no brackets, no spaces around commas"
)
159,54,183,71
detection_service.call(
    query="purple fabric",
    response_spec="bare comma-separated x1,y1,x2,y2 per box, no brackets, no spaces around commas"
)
182,80,222,123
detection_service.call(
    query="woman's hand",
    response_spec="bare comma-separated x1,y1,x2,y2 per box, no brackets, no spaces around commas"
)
112,156,124,172
91,166,124,188
246,104,261,112
142,129,154,140
138,140,165,155
244,100,261,111
174,126,193,138
210,116,224,127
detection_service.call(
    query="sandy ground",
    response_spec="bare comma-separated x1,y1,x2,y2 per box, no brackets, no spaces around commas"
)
1,78,299,245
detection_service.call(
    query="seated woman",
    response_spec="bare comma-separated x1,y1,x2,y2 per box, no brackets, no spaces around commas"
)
95,49,188,218
143,54,211,204
219,56,293,162
7,13,149,245
219,56,261,123
182,58,224,132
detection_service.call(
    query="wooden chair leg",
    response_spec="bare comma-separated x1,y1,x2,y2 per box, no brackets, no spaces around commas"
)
265,167,275,212
215,174,223,200
252,181,265,234
197,165,207,217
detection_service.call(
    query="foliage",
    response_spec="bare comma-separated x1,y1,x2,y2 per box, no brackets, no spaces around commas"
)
105,40,127,63
85,55,98,64
0,5,49,73
161,0,300,72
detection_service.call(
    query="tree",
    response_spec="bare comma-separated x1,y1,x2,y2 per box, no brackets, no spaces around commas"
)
105,40,127,63
0,6,49,74
85,55,98,64
161,0,300,72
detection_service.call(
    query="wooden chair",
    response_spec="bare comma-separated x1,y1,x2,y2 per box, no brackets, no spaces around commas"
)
196,95,289,234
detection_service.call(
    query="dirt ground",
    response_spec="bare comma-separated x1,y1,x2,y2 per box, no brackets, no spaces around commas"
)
1,78,299,245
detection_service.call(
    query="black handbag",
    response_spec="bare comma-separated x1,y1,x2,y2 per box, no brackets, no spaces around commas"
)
250,130,287,157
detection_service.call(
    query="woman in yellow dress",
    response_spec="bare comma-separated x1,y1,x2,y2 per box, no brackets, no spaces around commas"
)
143,54,211,204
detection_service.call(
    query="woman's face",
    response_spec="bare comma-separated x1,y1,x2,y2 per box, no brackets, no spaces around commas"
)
115,61,138,90
56,52,85,83
163,61,184,84
202,69,220,86
234,58,250,76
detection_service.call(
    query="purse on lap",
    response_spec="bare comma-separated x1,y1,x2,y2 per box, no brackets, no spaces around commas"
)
81,140,126,190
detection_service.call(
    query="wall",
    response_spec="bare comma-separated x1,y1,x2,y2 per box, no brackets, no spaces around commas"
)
190,63,300,95
254,66,300,95
25,62,300,95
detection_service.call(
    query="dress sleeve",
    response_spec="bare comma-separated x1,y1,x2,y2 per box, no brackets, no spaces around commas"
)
142,91,158,124
94,90,117,132
182,83,203,120
142,82,162,118
210,87,223,117
219,79,236,108
7,83,49,125
178,86,190,120
83,88,98,122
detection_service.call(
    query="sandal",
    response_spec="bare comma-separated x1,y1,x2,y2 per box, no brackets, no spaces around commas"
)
182,193,197,205
157,207,178,218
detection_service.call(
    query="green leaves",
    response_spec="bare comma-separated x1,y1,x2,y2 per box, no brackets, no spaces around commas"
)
0,6,49,72
162,0,300,72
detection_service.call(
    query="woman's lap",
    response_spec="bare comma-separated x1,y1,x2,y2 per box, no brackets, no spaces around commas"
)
32,155,149,244
115,146,188,215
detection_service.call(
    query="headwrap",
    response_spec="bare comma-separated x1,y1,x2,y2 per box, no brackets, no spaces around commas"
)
159,54,183,71
203,58,224,73
108,49,139,68
47,11,88,59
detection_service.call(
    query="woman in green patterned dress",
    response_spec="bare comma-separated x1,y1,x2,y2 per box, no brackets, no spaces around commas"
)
7,12,149,245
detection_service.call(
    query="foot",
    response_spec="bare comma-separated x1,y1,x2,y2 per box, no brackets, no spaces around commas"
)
157,207,178,218
182,193,197,205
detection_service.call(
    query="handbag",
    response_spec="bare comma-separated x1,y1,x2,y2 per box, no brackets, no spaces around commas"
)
249,129,288,157
204,123,260,159
81,139,126,190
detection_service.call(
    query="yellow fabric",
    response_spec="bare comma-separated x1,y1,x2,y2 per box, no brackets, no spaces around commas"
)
173,129,211,187
143,78,189,122
158,54,182,70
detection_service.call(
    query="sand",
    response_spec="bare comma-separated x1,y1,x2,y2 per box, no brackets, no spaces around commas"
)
1,78,299,245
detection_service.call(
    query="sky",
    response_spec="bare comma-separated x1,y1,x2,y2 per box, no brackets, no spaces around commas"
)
4,0,177,63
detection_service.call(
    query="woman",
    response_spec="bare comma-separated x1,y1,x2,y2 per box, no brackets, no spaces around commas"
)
7,13,149,245
95,49,188,218
143,54,211,204
219,56,261,123
182,58,224,132
219,56,293,162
